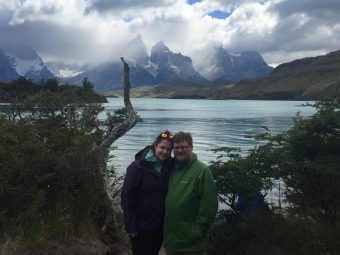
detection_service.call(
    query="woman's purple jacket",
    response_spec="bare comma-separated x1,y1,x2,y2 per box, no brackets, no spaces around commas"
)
121,146,173,233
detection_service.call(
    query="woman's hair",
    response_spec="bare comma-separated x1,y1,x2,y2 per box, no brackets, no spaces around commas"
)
152,130,174,147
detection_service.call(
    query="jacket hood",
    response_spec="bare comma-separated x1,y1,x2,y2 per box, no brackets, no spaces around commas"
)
135,145,153,160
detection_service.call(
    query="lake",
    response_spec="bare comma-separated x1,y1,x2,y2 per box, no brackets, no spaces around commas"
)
103,98,315,176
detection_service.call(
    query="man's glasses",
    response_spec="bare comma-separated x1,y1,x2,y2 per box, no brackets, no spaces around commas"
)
160,133,174,139
173,145,190,150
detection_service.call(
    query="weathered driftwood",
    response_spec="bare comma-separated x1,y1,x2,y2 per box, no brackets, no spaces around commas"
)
97,57,138,235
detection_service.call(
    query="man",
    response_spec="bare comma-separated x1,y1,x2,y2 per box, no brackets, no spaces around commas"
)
164,132,218,255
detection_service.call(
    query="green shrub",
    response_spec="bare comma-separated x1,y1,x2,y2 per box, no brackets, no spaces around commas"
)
210,96,340,255
0,92,122,245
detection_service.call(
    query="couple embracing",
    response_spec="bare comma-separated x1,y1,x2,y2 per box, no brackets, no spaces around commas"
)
121,131,218,255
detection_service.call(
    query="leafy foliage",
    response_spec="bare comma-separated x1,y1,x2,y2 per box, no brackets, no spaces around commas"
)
0,77,107,103
278,98,340,223
210,144,278,211
0,92,126,244
210,96,340,255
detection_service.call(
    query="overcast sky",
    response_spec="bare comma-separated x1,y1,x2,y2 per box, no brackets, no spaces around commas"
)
1,0,340,67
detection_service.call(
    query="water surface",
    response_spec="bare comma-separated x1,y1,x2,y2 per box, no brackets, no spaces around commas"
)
103,98,315,175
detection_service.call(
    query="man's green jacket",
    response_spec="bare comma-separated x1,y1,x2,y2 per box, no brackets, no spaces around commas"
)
164,153,218,251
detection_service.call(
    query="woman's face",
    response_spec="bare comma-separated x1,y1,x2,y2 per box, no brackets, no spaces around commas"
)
154,139,172,161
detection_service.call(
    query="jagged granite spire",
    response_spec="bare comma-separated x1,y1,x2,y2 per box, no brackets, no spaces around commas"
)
149,41,206,84
125,34,149,65
199,46,273,81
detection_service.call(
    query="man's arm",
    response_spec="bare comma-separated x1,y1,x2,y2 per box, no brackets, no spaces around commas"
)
193,167,218,239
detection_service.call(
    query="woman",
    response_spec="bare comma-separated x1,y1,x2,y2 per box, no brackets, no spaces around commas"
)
121,131,174,255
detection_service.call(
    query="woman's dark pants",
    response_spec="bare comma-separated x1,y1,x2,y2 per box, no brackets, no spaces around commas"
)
130,230,163,255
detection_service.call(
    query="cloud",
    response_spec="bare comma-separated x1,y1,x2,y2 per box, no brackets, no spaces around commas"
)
0,0,340,67
0,0,132,64
194,0,340,65
263,0,340,64
274,0,340,20
84,0,176,14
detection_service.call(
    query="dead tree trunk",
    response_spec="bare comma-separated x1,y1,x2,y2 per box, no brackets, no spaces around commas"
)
97,57,138,237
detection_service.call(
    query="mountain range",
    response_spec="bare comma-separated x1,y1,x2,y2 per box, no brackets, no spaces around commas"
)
0,46,55,82
195,46,273,82
115,49,340,100
3,36,337,100
0,36,273,92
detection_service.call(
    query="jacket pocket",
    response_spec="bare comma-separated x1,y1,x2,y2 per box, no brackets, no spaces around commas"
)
178,221,201,242
190,224,203,241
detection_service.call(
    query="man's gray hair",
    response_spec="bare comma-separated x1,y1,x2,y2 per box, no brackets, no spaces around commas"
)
173,131,193,147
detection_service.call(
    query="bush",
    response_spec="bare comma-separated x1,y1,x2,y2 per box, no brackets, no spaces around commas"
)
0,92,122,245
210,96,340,255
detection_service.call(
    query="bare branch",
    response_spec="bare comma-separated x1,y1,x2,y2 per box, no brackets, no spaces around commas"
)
97,57,139,237
97,57,137,151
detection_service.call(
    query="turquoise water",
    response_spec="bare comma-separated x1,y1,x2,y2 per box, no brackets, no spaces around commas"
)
103,98,315,175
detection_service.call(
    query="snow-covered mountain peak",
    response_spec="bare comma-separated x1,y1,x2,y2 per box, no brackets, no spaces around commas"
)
46,62,88,78
4,46,44,76
0,45,56,81
6,54,43,76
151,41,170,53
196,46,273,81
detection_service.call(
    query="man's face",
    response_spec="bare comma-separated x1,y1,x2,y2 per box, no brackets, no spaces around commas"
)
173,140,193,163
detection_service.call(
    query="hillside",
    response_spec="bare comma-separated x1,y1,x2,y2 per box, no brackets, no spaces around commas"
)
106,50,340,100
103,81,210,98
222,49,340,99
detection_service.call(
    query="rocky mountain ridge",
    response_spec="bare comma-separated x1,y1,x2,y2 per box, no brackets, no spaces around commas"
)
197,46,273,81
0,38,273,92
65,37,209,91
0,45,55,82
64,36,272,92
117,49,340,100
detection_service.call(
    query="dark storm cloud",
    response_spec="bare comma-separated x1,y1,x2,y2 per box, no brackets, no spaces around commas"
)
273,0,340,21
0,8,12,26
1,0,340,66
268,0,340,51
0,18,109,63
85,0,174,14
212,0,340,65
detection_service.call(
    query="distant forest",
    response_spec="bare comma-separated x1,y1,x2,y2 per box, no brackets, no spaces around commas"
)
0,77,107,103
